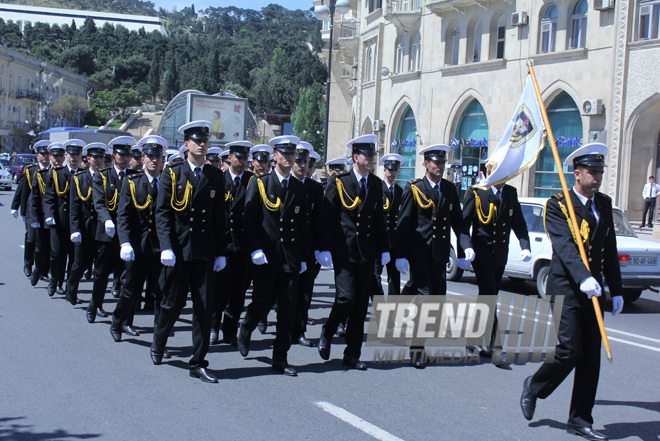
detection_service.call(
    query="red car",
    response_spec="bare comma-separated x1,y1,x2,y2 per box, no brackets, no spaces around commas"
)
6,154,37,183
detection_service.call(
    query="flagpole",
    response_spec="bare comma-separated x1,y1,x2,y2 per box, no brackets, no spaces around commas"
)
526,60,613,364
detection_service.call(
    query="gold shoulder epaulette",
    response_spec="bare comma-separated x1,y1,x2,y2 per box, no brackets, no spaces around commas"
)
410,178,422,184
550,192,564,200
55,165,66,171
74,169,87,176
99,166,112,173
127,172,143,179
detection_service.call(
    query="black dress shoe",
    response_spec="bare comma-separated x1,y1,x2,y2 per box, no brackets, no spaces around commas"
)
56,286,65,295
257,321,267,334
210,330,219,345
40,275,50,283
150,346,163,365
520,376,537,421
306,318,316,326
342,356,367,370
96,307,109,318
47,285,56,297
190,367,218,383
110,326,122,342
335,323,346,337
111,289,120,299
66,292,78,306
221,334,238,346
566,424,609,441
24,266,32,278
237,324,251,357
122,325,140,336
30,271,39,287
84,269,93,280
86,307,96,323
272,361,297,376
298,334,316,347
318,333,331,360
163,349,171,359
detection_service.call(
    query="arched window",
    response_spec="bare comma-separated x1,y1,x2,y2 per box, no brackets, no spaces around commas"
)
533,92,583,197
451,24,460,65
455,100,489,194
495,14,506,59
471,19,483,62
394,36,405,74
410,33,421,71
638,0,660,40
364,44,374,82
392,106,417,186
540,4,558,53
570,0,588,49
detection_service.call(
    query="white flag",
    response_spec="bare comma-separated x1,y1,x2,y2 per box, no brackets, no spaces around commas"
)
475,75,546,189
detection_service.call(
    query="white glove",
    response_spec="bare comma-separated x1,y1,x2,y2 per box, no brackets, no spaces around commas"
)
299,261,307,274
611,296,624,316
120,244,135,262
10,209,18,218
457,258,472,270
317,251,333,268
45,217,56,226
251,249,268,265
314,250,320,263
464,248,475,262
161,249,176,267
580,276,602,298
70,232,82,243
104,220,115,237
30,222,40,228
213,256,226,272
520,249,532,262
395,258,409,275
381,252,391,266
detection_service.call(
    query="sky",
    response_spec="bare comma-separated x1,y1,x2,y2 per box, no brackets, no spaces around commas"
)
157,0,314,13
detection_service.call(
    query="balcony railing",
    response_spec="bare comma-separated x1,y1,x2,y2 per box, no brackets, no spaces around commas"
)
338,20,358,38
15,90,41,101
387,0,421,14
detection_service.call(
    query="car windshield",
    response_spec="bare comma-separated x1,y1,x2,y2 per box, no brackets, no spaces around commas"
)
21,156,36,165
612,208,636,237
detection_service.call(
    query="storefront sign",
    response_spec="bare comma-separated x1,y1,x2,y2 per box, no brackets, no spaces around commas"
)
554,136,581,147
391,139,417,149
450,138,488,149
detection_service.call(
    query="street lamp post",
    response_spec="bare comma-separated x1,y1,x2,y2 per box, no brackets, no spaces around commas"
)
313,0,351,166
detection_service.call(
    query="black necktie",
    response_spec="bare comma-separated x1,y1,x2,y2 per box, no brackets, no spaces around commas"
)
150,179,158,198
585,199,597,226
234,176,240,188
496,189,502,209
119,171,125,180
389,185,394,202
281,179,288,197
359,177,366,200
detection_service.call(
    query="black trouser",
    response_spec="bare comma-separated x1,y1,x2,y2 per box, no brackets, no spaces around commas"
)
292,262,321,339
152,260,215,369
113,251,162,328
24,222,35,270
322,261,373,359
66,239,96,300
642,197,656,226
373,259,400,298
242,267,298,362
211,250,251,338
33,227,50,279
472,252,506,347
49,226,73,289
90,241,122,310
529,294,602,427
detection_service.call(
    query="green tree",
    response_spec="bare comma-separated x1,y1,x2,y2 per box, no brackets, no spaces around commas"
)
93,88,141,119
147,51,161,100
291,85,325,156
162,56,179,101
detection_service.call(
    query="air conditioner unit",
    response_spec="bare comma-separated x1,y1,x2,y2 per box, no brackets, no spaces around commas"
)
594,0,615,11
582,99,603,116
373,120,384,132
511,11,528,27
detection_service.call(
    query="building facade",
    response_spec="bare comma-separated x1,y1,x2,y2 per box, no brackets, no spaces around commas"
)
0,46,89,152
320,0,660,219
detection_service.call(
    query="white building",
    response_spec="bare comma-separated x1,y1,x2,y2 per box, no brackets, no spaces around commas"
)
0,3,167,35
319,0,660,219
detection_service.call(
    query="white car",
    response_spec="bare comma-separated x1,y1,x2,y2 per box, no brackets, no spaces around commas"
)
0,163,12,191
448,197,660,303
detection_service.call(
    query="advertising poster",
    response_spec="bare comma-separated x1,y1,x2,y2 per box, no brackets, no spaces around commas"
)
188,95,247,144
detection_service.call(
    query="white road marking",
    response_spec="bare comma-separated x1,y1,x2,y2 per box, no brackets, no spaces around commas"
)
605,327,660,345
315,401,405,441
608,337,660,353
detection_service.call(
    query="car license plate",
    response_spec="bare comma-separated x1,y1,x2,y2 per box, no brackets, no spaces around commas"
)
630,256,657,266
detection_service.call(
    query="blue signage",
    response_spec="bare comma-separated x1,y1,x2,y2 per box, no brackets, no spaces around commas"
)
451,138,488,149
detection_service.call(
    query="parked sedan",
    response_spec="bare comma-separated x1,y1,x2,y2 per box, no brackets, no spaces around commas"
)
0,162,12,190
448,197,660,303
6,153,36,183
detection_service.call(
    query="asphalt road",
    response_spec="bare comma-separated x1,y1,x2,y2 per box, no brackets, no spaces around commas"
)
1,188,659,441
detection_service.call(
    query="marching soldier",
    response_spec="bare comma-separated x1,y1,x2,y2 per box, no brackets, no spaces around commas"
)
205,147,222,168
325,157,348,177
374,153,404,297
220,149,231,172
67,143,107,305
88,136,138,323
130,145,143,171
307,150,321,182
151,121,227,383
111,136,167,342
394,145,465,369
210,140,254,345
237,135,310,376
250,144,272,175
291,141,324,347
459,178,531,363
28,142,60,287
520,143,624,441
316,134,390,370
43,139,85,297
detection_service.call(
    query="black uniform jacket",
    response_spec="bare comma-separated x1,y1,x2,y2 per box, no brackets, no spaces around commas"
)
320,171,388,264
303,177,324,261
545,189,623,308
117,172,160,255
396,177,463,265
43,166,75,231
383,181,403,251
223,169,253,254
156,162,226,263
243,170,309,273
93,167,138,242
70,169,98,240
459,184,530,262
28,166,52,225
11,164,37,216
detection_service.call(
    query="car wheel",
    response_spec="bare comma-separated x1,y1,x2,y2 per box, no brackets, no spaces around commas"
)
536,264,550,299
622,288,642,304
446,246,463,282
